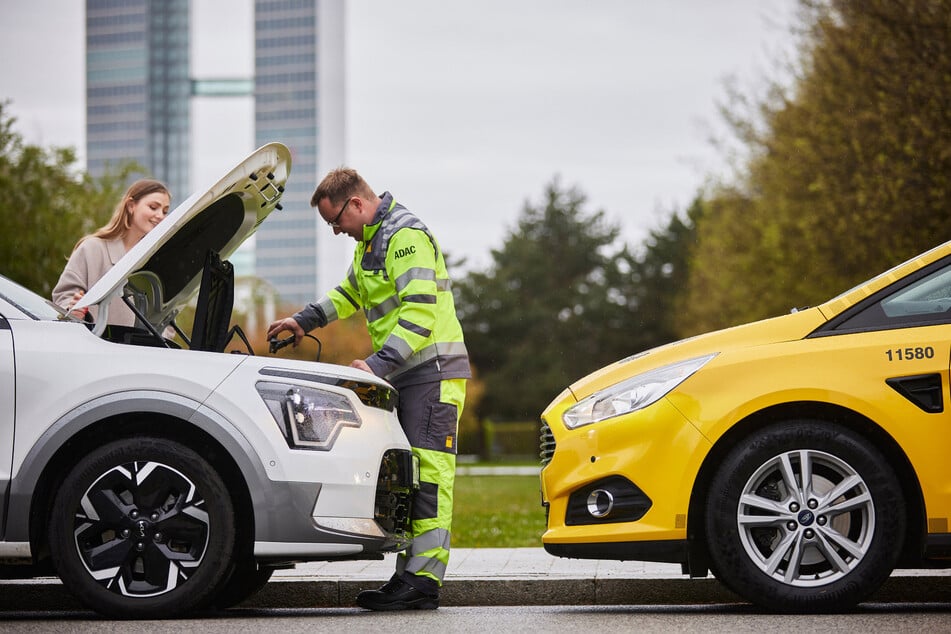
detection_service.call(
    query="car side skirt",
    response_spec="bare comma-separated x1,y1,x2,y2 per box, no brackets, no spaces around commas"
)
544,539,688,565
924,533,951,560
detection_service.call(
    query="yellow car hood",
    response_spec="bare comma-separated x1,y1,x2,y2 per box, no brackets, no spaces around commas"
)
566,307,827,402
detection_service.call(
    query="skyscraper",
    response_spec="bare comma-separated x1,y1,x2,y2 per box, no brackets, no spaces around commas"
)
85,0,344,306
254,0,345,305
85,0,191,201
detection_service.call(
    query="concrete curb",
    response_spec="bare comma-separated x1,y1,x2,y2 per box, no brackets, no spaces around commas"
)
246,577,743,609
239,574,951,609
3,573,948,612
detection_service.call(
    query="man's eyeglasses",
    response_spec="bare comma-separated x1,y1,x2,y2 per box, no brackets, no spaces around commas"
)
328,197,351,228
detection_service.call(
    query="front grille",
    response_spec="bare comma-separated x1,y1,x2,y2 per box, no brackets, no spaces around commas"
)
539,419,556,465
375,449,418,537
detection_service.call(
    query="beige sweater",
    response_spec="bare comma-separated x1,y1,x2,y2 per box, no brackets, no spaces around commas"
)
52,237,138,327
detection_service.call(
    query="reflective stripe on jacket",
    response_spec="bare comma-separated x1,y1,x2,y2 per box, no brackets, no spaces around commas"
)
294,192,471,387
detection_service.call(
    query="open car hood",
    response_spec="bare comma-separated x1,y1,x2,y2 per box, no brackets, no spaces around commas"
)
75,142,291,334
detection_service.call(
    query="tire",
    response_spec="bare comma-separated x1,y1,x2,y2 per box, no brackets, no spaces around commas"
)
704,420,905,613
48,437,236,619
210,559,274,609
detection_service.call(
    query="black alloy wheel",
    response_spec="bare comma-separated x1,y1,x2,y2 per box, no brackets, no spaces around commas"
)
49,437,236,619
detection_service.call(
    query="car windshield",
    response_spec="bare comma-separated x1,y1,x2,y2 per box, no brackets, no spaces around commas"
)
0,274,70,321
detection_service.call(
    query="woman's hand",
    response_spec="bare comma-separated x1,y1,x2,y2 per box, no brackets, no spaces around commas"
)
66,290,88,318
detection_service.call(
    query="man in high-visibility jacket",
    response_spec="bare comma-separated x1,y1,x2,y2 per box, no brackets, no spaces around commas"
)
267,167,470,610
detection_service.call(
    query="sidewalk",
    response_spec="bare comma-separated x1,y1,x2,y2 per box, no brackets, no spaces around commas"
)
251,547,951,608
1,547,949,611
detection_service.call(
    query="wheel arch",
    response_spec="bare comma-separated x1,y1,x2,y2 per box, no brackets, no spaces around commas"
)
11,392,258,568
685,401,926,574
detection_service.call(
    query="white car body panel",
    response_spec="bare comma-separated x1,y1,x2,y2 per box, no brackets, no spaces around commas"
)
8,319,244,478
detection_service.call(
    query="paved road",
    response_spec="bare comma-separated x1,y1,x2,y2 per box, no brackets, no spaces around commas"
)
3,605,951,633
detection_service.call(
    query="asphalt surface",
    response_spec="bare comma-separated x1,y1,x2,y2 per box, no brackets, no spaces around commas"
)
1,547,949,612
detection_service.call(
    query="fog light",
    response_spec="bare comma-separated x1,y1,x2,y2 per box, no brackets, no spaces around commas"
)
586,489,614,518
566,475,652,525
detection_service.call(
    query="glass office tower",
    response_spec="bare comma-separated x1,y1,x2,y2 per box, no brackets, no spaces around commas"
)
86,0,191,200
85,0,344,305
254,0,345,305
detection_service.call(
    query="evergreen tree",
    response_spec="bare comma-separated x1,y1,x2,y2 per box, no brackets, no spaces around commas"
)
455,180,698,420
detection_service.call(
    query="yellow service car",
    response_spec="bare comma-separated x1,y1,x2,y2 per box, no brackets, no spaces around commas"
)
540,240,951,612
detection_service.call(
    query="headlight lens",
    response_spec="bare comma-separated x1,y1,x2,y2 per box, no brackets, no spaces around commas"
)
257,381,361,450
562,353,717,429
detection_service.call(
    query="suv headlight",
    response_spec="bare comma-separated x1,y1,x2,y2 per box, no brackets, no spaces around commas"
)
562,353,717,429
257,382,361,450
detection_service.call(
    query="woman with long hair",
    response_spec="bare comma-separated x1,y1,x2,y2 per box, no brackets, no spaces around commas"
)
53,178,171,327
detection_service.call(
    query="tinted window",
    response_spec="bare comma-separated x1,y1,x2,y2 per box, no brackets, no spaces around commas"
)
832,261,951,332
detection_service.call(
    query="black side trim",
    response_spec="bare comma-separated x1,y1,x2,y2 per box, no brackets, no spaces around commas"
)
544,539,689,564
259,367,398,412
886,374,944,413
924,533,951,560
0,315,9,329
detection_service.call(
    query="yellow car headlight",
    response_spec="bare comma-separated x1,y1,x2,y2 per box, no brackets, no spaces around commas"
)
562,353,717,429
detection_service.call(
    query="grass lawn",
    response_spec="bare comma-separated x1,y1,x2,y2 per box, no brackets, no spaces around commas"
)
451,475,547,548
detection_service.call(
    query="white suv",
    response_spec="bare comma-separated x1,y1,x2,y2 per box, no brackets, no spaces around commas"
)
0,144,417,618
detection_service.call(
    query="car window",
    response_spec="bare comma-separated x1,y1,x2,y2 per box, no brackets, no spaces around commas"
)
881,266,951,317
0,275,66,321
832,260,951,332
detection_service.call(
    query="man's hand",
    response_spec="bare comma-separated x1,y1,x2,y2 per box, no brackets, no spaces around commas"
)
266,317,305,345
350,359,373,374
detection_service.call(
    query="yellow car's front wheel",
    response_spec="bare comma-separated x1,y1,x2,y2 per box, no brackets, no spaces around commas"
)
704,420,905,612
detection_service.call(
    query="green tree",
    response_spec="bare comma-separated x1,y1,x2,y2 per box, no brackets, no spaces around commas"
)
632,197,703,345
455,180,697,421
680,0,951,334
0,102,137,296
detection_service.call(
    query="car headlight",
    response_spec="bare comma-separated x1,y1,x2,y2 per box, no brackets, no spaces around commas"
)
257,382,361,450
562,353,717,429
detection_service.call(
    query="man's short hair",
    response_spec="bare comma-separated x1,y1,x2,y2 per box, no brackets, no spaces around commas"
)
312,167,375,207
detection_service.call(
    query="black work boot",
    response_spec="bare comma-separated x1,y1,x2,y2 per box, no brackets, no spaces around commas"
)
355,577,439,611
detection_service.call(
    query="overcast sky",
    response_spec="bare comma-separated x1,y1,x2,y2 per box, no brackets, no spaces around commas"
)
1,0,797,273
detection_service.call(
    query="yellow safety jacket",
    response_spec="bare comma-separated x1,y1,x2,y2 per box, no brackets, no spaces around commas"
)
294,192,470,387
